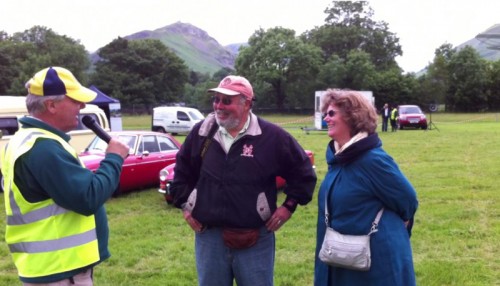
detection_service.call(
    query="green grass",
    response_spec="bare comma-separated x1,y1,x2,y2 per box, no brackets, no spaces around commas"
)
1,113,500,285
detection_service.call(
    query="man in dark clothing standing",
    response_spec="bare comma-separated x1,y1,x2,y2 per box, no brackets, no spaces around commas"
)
380,103,390,132
171,75,317,286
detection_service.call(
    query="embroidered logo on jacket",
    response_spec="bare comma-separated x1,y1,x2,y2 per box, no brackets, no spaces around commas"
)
241,144,254,157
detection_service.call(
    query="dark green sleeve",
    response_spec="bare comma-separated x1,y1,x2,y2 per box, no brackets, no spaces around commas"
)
18,138,124,215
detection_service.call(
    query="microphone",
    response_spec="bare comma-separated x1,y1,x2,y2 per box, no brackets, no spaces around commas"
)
82,115,112,143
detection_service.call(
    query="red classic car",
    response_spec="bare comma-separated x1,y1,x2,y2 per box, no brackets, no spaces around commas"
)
79,131,182,194
158,150,315,204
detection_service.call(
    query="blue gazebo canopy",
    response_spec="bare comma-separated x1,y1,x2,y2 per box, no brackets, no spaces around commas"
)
89,85,119,104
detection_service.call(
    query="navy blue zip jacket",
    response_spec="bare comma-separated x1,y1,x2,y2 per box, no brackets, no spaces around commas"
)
171,113,317,228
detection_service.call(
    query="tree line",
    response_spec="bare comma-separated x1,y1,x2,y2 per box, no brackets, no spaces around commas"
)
1,1,500,113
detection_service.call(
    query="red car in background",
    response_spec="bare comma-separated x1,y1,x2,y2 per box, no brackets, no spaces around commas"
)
79,131,182,195
158,150,315,204
398,105,428,130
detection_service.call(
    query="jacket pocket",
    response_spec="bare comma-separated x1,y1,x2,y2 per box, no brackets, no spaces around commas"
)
184,188,197,212
256,192,271,221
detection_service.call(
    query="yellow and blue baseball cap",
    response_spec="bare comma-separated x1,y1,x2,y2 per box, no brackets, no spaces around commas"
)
26,67,97,103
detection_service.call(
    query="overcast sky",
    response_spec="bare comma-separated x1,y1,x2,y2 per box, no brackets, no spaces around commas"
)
1,0,499,73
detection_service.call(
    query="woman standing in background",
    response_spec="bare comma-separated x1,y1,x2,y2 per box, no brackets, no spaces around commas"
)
314,89,418,286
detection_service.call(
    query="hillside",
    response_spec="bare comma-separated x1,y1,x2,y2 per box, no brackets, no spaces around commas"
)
91,22,500,76
458,24,500,61
125,22,238,74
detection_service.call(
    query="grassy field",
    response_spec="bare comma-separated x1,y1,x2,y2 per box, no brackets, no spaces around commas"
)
1,113,499,285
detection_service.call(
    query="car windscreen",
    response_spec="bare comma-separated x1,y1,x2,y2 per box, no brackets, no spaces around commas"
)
118,135,137,154
189,110,204,120
87,137,108,151
0,117,19,135
401,107,422,114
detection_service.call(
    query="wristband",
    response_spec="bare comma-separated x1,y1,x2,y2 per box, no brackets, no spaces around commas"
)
282,198,298,213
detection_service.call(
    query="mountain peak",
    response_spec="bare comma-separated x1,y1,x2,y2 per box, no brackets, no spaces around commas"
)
155,22,216,42
125,22,239,74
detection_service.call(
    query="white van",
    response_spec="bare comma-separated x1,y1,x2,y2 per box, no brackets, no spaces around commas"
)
152,106,204,135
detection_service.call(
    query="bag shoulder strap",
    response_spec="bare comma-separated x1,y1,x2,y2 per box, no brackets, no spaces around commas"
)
200,121,219,160
367,208,384,235
324,183,384,235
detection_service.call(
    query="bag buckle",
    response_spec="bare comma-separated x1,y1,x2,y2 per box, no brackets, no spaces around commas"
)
368,222,379,235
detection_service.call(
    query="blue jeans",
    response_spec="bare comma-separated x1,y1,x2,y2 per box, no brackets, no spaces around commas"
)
195,226,275,286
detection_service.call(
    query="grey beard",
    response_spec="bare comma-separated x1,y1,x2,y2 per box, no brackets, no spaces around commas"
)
215,113,240,131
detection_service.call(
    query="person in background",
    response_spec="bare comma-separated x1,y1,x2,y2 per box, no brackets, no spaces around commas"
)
170,75,317,286
390,105,399,132
314,89,418,286
380,103,390,132
1,67,129,285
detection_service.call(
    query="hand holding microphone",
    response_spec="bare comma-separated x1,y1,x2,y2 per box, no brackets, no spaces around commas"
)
82,115,129,159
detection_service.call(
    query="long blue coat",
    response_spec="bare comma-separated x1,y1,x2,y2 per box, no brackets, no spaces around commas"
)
314,134,418,286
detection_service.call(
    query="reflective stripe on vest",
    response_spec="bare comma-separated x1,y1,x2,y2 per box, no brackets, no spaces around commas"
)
9,229,96,253
2,128,99,278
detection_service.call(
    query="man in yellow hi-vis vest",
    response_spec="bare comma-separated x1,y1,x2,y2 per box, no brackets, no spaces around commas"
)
390,106,399,132
1,67,129,285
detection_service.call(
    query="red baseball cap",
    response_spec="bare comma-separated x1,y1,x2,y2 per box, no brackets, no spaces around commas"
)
208,75,254,101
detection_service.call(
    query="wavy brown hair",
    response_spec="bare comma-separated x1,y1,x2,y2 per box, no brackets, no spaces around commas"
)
320,89,378,136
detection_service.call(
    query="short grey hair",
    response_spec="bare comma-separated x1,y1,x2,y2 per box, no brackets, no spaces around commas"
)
25,94,66,116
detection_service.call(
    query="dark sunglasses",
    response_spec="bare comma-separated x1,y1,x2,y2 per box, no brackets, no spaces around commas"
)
212,96,233,105
323,110,337,118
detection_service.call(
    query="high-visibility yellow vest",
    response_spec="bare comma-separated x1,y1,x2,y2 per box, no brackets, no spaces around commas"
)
1,128,99,278
391,108,398,120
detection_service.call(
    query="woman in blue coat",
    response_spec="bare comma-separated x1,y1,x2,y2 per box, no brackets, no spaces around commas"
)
314,89,418,286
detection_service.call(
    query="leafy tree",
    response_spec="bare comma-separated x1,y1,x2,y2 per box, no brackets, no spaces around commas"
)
235,27,322,109
317,54,345,89
188,71,211,86
91,38,189,110
420,43,456,106
183,81,215,111
486,60,500,110
0,34,19,94
211,67,234,82
447,46,488,111
303,1,402,71
178,67,234,111
316,50,419,110
0,30,8,41
0,26,89,95
318,50,376,88
371,68,420,109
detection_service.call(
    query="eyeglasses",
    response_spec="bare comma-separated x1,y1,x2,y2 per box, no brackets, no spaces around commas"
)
323,110,337,118
212,96,233,105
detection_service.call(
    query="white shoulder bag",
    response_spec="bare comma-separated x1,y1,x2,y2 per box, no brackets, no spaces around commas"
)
318,188,384,271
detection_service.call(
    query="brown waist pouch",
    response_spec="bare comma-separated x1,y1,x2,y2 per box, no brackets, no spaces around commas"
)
222,228,260,249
